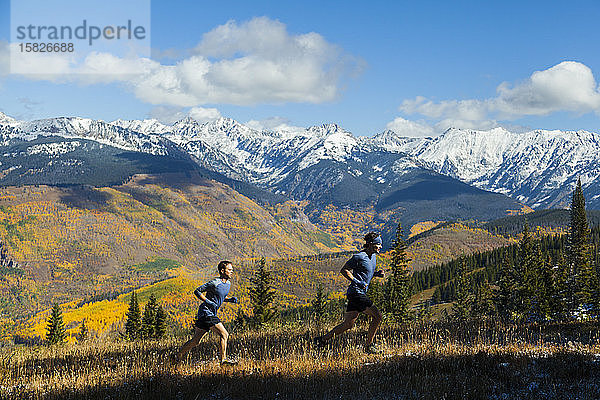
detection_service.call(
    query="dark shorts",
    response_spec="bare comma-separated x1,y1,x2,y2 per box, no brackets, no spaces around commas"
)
346,292,373,312
195,315,221,330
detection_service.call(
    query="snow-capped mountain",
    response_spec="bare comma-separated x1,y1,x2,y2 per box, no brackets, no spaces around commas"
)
380,127,600,209
1,112,598,210
0,112,19,127
1,115,175,155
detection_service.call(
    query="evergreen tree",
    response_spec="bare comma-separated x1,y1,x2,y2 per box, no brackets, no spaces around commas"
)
590,263,600,319
569,178,593,310
553,252,572,320
472,280,495,319
234,308,248,330
141,294,158,339
312,283,328,323
384,223,412,322
124,291,141,340
46,303,66,345
533,250,555,321
77,319,89,342
367,280,385,309
515,222,535,319
154,303,167,339
431,287,442,305
496,256,517,322
249,257,276,326
452,259,473,320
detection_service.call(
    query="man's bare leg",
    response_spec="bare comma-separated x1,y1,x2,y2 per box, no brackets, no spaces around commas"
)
363,305,383,346
176,327,207,362
210,323,229,362
321,311,359,342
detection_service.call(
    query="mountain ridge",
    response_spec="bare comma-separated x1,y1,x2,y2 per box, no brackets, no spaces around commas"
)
3,112,596,209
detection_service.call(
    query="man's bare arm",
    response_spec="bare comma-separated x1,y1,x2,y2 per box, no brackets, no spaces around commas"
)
340,266,355,283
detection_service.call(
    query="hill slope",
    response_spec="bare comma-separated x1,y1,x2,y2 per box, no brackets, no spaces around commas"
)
0,173,346,330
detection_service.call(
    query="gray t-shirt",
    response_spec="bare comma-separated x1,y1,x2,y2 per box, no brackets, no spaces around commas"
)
194,278,231,317
344,251,376,295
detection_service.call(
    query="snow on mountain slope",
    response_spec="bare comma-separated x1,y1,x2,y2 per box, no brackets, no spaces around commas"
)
381,127,600,208
2,112,599,209
1,116,173,155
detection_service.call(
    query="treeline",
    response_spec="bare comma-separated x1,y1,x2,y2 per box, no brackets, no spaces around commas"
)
411,232,571,296
415,179,600,322
482,209,600,236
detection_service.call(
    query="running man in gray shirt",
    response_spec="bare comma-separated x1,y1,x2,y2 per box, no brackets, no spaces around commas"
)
174,260,239,365
315,232,385,354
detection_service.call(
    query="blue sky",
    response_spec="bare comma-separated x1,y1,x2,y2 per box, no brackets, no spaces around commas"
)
1,0,600,136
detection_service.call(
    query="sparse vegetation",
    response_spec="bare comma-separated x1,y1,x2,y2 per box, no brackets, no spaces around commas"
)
2,179,600,398
3,319,600,399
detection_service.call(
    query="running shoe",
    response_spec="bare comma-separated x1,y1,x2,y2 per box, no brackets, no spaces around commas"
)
221,358,239,366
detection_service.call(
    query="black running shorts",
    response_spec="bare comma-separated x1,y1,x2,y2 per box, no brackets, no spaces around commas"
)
195,315,221,330
346,292,373,312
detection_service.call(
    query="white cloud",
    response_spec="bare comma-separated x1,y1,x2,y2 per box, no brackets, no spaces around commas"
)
245,116,305,133
3,17,362,107
188,107,221,123
149,106,222,125
149,106,187,124
385,117,436,137
400,61,600,126
433,118,500,132
494,61,600,117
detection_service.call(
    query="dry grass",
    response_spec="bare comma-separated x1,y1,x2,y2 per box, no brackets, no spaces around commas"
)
3,320,600,399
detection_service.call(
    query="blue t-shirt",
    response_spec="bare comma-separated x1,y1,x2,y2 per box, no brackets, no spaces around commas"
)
195,278,231,317
344,251,377,295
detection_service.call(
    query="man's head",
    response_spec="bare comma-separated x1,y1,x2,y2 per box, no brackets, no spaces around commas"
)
363,232,382,254
218,260,233,279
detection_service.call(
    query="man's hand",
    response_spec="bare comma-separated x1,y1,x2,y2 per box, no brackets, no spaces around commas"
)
226,297,239,304
205,299,218,308
352,278,366,290
374,270,385,278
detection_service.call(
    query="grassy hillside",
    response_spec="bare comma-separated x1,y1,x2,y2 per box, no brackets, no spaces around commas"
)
4,320,600,399
405,222,513,271
14,252,354,342
0,173,347,331
12,219,516,343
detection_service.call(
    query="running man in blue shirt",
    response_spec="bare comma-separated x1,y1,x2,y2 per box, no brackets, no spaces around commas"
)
315,232,385,353
175,260,239,365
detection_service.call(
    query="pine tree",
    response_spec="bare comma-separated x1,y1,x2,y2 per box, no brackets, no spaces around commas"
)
569,178,593,311
312,283,328,323
452,259,473,321
367,280,385,309
249,257,276,326
472,280,495,319
154,303,167,339
77,319,89,342
234,308,248,330
141,294,158,339
384,223,412,322
533,251,555,321
590,263,600,319
516,222,535,319
46,303,66,345
496,256,517,322
124,291,141,340
553,252,572,320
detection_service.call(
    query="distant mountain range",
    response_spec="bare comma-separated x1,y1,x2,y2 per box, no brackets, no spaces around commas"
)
1,111,598,243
